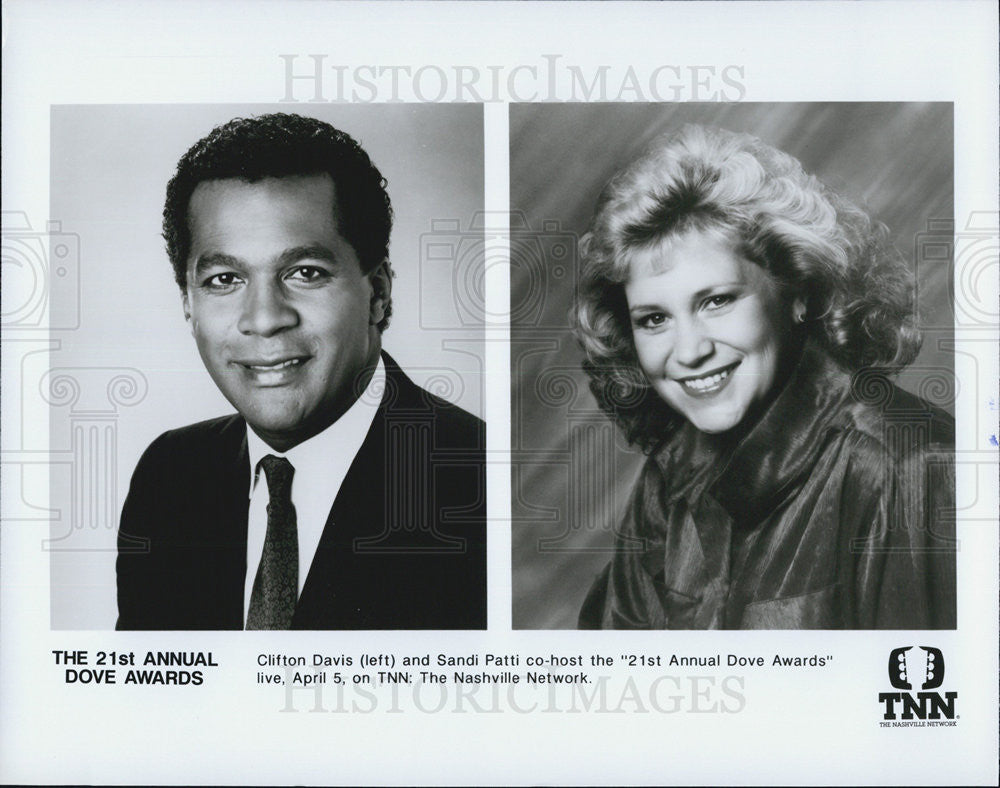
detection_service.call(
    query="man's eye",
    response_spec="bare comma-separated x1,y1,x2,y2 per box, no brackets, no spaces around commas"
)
287,265,330,282
203,272,242,289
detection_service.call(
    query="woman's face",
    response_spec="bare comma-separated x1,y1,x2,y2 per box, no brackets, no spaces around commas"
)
624,227,801,434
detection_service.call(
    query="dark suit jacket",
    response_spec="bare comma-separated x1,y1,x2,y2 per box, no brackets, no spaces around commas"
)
117,354,486,630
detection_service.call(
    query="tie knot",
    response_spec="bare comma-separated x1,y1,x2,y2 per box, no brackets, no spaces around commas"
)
259,455,294,501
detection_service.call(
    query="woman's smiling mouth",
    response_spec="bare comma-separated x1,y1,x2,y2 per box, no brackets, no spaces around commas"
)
675,361,740,396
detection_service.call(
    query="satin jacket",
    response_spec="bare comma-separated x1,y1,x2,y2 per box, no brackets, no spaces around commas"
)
579,342,956,630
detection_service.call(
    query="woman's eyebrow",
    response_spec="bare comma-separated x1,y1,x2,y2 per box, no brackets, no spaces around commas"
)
628,303,669,316
629,281,744,312
689,281,742,300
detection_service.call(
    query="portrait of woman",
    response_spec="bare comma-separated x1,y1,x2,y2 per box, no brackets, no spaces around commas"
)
571,124,955,629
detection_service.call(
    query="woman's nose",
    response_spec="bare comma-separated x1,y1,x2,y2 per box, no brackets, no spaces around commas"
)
672,318,714,368
237,282,299,336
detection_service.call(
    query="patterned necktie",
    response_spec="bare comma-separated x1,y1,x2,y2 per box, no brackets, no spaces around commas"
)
246,455,298,630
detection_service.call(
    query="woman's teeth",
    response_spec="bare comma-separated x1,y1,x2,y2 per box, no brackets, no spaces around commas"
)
680,366,733,393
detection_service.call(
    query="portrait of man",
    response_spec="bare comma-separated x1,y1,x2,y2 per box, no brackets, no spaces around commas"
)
114,112,486,630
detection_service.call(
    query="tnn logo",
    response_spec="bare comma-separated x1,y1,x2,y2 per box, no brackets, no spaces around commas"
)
878,646,957,720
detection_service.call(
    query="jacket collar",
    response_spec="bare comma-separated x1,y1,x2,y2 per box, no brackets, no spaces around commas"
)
245,356,385,494
653,340,852,523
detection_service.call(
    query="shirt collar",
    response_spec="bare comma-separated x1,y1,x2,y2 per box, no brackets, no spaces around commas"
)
246,355,385,492
654,340,852,522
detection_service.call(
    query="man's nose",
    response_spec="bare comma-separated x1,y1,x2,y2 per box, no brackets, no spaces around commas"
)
672,317,714,368
237,281,299,336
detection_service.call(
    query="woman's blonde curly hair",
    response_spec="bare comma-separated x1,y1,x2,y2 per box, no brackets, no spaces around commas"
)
573,124,922,451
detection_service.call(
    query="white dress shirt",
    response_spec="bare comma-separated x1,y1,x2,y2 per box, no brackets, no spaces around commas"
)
243,357,385,624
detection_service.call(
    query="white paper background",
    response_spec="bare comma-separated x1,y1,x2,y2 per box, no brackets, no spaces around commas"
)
2,1,997,785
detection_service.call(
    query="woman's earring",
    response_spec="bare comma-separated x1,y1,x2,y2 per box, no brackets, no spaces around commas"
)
794,308,806,324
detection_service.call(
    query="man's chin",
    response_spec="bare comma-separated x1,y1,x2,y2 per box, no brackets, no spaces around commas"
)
242,401,352,451
239,404,309,442
245,420,310,452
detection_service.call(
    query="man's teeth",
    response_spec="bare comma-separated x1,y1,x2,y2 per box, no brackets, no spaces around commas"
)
249,359,300,370
681,367,731,391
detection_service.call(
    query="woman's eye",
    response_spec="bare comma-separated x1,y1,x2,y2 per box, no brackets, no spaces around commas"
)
636,312,667,329
704,294,735,310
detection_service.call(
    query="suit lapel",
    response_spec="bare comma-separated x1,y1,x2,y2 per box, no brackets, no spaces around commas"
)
290,355,478,629
292,358,404,628
293,400,387,628
210,418,251,628
169,414,249,629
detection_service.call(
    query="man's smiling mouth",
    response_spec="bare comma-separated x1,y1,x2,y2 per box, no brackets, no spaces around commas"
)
236,356,310,385
246,358,303,371
675,361,740,395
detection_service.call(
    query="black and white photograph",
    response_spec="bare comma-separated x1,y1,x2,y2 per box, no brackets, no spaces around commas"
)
511,103,957,630
1,1,996,786
45,104,487,630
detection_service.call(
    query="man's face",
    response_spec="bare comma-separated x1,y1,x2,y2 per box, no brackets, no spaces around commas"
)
183,173,389,451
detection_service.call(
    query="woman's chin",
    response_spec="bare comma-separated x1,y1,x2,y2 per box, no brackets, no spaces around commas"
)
690,414,743,435
677,399,750,435
660,389,748,435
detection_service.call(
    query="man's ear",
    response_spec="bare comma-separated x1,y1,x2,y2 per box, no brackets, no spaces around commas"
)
182,291,194,330
368,261,392,327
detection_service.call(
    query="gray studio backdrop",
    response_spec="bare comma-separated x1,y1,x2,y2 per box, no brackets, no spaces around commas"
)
48,103,484,629
510,103,954,629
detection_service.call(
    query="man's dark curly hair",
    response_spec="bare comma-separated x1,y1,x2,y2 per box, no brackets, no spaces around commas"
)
574,125,923,452
163,113,393,330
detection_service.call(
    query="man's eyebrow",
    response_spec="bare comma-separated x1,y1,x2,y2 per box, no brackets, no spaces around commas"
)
277,244,339,267
192,252,243,278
